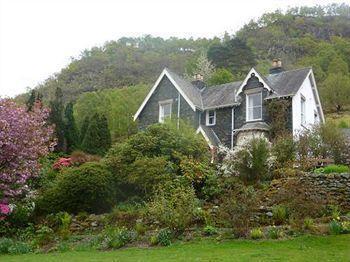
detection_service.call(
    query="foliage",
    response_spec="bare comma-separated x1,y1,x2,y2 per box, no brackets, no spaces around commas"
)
104,122,210,200
250,228,264,240
0,99,54,219
106,204,144,228
272,205,288,225
203,225,218,236
81,113,111,156
303,218,315,231
208,68,234,86
269,179,325,221
157,228,172,246
34,225,54,247
314,164,350,174
299,123,349,168
185,52,215,83
266,99,292,139
36,162,115,214
272,134,297,168
52,157,72,170
219,138,274,184
267,226,281,239
0,238,32,254
99,227,135,249
64,102,79,152
217,183,259,237
49,87,65,152
329,220,342,235
146,182,200,231
207,38,256,74
58,212,72,240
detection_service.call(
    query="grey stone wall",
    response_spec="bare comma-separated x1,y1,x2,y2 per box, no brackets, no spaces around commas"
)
137,76,197,129
269,173,350,210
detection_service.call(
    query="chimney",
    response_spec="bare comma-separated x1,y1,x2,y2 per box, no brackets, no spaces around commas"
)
191,73,206,90
269,58,284,74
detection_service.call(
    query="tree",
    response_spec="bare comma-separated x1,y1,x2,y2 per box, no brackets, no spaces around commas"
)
26,90,36,112
64,102,79,153
321,73,350,112
207,38,256,74
49,87,65,152
81,113,111,156
0,99,54,218
185,52,215,83
80,116,90,143
208,68,234,86
98,114,111,154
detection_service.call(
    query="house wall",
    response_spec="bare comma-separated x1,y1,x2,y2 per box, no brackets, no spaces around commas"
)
292,73,320,136
137,76,197,129
200,107,232,147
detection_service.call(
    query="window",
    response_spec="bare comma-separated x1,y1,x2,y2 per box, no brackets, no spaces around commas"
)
301,95,306,125
206,110,216,126
159,101,172,123
246,93,262,121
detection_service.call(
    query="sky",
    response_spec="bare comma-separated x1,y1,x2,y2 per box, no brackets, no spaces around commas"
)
0,0,348,97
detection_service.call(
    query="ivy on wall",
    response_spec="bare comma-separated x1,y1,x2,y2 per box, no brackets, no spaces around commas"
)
266,98,292,139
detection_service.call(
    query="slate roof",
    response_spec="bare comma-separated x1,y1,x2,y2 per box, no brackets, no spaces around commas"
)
164,67,312,110
198,125,221,147
236,121,270,131
166,68,203,108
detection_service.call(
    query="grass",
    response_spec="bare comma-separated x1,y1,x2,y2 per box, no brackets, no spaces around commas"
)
326,111,350,128
2,235,350,261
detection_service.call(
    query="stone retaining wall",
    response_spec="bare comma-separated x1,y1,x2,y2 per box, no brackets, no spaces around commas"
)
268,173,350,210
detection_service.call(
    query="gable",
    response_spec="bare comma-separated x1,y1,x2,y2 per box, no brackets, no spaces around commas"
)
134,69,197,121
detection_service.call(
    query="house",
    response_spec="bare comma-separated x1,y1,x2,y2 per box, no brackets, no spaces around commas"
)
133,59,325,149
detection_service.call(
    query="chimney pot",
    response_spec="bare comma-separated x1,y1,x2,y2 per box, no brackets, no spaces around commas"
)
269,58,284,74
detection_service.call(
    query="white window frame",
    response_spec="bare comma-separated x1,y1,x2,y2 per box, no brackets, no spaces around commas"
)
159,99,172,123
301,95,306,125
206,110,216,126
246,92,262,122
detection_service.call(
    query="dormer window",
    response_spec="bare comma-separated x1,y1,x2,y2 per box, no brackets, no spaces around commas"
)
159,100,172,123
246,92,262,121
206,110,216,126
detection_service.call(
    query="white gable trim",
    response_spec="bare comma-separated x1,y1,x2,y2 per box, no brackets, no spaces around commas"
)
235,68,272,99
133,68,196,121
196,126,214,149
299,69,325,123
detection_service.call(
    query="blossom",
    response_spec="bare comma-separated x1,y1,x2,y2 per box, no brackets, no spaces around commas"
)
0,99,55,215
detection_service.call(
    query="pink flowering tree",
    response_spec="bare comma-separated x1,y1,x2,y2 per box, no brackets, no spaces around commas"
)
0,99,55,219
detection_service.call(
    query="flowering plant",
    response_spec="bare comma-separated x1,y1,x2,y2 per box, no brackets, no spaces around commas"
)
53,157,72,170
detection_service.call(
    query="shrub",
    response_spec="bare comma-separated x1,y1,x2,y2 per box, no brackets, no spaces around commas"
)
272,134,297,168
217,183,259,237
203,225,218,236
0,238,13,254
70,150,101,166
267,226,280,239
0,238,32,254
100,227,136,249
36,162,115,214
146,182,200,232
157,228,172,246
329,220,342,235
220,138,274,184
250,228,264,239
106,204,144,228
104,122,210,201
314,164,350,174
34,225,54,247
303,218,314,231
272,205,288,225
135,222,146,236
58,212,72,240
149,235,158,246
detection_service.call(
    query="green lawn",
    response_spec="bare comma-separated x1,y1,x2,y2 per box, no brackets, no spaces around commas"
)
2,235,350,262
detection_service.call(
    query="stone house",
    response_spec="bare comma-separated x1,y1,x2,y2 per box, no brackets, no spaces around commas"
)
133,60,325,149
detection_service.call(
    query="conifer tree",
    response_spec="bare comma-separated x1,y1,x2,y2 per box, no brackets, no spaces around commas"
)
81,114,101,155
26,90,36,112
98,114,112,154
64,102,79,153
49,87,65,152
80,116,90,144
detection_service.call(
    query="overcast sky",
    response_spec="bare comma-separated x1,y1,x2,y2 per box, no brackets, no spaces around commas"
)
0,0,347,97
